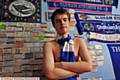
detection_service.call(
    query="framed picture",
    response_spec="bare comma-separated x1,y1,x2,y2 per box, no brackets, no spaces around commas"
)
1,0,41,23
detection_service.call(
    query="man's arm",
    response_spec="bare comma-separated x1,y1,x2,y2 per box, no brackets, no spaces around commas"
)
43,42,77,79
55,38,93,73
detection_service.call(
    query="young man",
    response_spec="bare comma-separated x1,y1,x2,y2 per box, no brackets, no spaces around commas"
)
43,8,93,80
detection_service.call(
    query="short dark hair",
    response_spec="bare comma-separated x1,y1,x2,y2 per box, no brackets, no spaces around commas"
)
51,8,70,27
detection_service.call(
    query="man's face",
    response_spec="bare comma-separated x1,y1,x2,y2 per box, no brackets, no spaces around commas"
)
54,14,70,35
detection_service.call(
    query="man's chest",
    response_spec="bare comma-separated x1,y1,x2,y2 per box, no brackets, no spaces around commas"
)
52,43,79,62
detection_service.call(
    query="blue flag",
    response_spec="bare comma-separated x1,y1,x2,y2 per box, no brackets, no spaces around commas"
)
107,44,120,80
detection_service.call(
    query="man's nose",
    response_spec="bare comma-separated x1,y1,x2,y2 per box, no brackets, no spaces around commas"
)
60,20,64,25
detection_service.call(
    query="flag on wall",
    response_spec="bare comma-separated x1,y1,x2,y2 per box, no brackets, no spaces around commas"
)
47,0,112,14
107,44,120,80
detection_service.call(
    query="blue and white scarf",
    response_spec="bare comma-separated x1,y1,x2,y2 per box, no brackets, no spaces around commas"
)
57,34,77,80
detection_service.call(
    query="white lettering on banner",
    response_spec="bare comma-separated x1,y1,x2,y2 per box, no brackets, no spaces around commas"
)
96,25,120,30
59,2,78,8
95,16,113,20
111,46,120,52
86,15,120,21
89,32,120,41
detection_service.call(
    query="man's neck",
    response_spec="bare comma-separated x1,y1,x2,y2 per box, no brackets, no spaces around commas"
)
60,33,68,38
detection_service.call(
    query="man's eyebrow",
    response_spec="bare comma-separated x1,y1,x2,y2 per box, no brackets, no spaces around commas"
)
55,17,68,20
63,17,68,19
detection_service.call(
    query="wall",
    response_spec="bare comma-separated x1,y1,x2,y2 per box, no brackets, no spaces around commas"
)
0,0,120,79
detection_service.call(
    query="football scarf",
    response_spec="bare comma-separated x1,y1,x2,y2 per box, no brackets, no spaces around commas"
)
57,34,77,80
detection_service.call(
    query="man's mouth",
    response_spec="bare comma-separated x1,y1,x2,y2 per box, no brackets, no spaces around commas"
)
61,26,67,28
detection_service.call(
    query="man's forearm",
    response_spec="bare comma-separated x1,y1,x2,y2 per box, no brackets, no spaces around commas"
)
55,61,92,74
46,67,77,79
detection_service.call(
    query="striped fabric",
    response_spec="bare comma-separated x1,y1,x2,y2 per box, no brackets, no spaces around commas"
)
57,34,77,80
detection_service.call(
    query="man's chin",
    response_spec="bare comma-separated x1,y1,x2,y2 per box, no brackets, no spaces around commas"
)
60,31,68,35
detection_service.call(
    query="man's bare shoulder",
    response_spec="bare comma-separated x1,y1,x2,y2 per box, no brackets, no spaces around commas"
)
74,36,84,43
44,40,57,47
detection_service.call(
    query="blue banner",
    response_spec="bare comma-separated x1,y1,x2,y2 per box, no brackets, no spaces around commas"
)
64,0,103,4
80,20,120,34
47,1,112,14
80,20,120,43
76,13,120,21
74,13,120,43
107,44,120,80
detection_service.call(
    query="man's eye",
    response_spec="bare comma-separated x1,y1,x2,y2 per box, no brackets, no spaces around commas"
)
64,19,68,22
64,19,66,21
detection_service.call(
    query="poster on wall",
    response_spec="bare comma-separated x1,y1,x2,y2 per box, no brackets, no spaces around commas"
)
0,0,41,23
47,0,112,14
